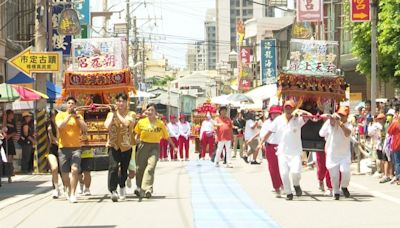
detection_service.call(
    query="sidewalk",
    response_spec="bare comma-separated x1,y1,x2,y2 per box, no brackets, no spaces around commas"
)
0,174,52,210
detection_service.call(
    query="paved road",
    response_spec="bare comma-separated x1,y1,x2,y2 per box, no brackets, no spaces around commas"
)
1,155,400,228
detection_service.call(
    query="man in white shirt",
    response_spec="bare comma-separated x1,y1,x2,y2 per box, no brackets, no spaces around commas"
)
167,115,179,161
243,111,261,164
259,100,310,200
319,106,352,200
200,113,215,159
178,114,191,161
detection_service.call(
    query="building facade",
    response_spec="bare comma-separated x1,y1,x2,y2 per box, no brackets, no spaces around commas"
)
205,9,217,70
186,41,207,72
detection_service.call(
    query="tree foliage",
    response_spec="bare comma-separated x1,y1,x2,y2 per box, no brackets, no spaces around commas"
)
351,0,400,84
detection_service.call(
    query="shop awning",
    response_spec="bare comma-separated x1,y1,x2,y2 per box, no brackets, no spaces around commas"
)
6,72,34,84
47,80,61,100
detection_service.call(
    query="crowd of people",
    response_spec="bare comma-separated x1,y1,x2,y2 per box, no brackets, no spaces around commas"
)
1,94,399,203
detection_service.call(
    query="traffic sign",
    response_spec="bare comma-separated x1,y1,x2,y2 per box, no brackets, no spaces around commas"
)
351,0,370,22
8,47,62,76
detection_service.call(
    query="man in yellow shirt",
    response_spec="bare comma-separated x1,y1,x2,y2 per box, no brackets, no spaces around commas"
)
56,96,87,203
104,93,135,202
134,103,177,200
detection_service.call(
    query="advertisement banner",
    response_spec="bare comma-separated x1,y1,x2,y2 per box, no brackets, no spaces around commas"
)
296,0,323,22
71,38,124,71
260,39,277,85
52,1,72,55
239,48,250,64
287,39,339,76
351,0,370,22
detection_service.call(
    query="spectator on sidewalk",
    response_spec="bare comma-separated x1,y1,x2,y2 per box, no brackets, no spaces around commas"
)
368,113,388,182
388,113,400,185
3,110,17,181
232,112,245,158
56,97,87,203
19,112,35,174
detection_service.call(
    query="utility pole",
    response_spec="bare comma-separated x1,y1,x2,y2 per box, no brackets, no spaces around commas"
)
34,0,49,173
370,0,378,115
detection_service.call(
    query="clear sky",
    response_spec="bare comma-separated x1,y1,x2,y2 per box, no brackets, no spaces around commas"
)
91,0,215,68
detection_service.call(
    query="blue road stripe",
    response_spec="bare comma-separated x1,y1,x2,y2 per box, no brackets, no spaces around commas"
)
187,160,279,228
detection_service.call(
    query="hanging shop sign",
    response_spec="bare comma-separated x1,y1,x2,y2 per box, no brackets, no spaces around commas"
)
58,9,81,35
351,0,370,22
286,39,339,76
71,38,125,71
296,0,323,22
52,0,72,55
260,39,277,85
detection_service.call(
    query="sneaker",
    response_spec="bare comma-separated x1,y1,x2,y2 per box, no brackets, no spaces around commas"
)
294,185,302,197
242,156,249,163
119,188,126,200
286,193,293,200
126,178,132,188
250,161,261,165
275,189,281,198
226,163,233,168
341,187,350,198
334,194,340,200
69,195,77,203
134,188,141,197
215,162,220,167
111,191,119,202
318,181,325,192
8,177,12,183
145,191,152,199
390,177,398,184
83,188,91,196
78,183,84,195
52,188,60,199
379,176,391,184
324,189,332,196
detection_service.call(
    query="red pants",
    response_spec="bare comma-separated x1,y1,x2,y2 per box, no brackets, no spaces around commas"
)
201,132,215,158
265,143,283,190
159,139,168,159
316,152,332,189
179,136,189,159
169,137,178,160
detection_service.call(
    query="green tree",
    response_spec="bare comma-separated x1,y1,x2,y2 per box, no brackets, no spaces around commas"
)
351,0,400,84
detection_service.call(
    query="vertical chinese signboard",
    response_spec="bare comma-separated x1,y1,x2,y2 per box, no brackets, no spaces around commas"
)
351,0,370,22
260,39,277,85
296,0,323,22
287,39,339,76
52,0,72,55
71,38,125,71
238,47,252,91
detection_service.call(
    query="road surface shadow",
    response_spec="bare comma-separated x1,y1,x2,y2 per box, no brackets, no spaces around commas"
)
58,226,116,228
0,181,50,202
301,191,374,202
75,194,168,203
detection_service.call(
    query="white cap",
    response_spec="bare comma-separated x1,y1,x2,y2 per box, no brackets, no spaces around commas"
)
387,109,395,116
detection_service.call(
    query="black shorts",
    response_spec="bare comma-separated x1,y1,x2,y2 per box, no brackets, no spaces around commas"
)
49,144,59,157
3,140,16,156
80,158,94,173
376,150,389,161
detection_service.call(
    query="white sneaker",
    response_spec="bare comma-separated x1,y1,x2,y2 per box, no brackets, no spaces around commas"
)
215,162,220,167
324,189,332,196
226,163,233,168
69,195,77,203
119,188,126,200
83,188,91,196
275,189,281,198
52,188,60,199
126,178,132,188
111,191,119,202
78,183,84,195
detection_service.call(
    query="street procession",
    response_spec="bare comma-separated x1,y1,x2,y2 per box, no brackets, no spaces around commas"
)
1,0,400,227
